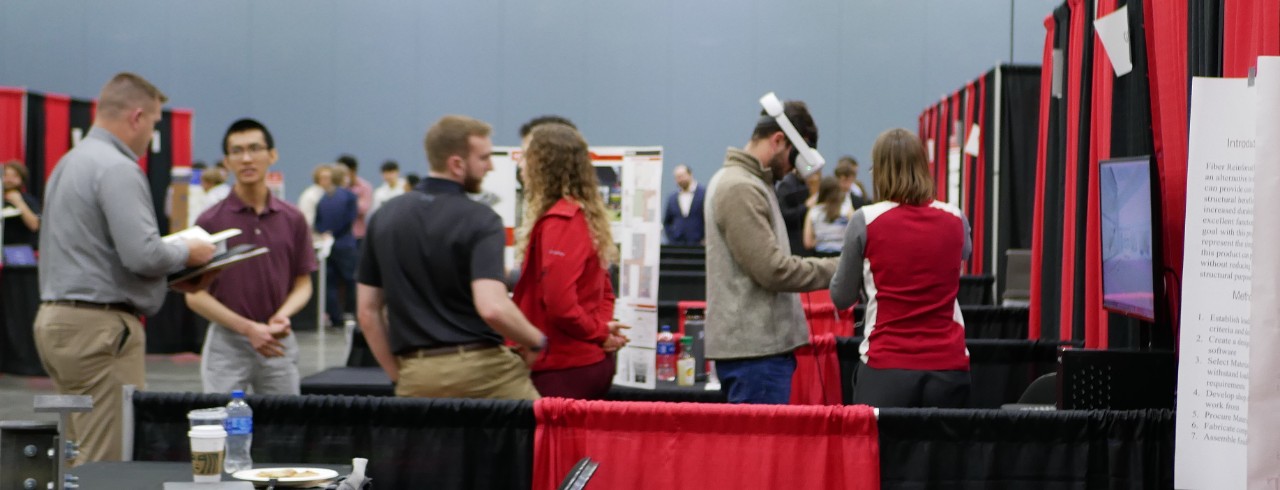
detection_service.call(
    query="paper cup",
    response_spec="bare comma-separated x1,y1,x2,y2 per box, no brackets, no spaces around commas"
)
189,425,227,483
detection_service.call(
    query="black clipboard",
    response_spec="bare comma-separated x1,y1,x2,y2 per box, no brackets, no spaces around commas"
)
168,243,269,285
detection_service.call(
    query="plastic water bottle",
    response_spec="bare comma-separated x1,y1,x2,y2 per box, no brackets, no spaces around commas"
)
223,390,253,473
657,325,676,382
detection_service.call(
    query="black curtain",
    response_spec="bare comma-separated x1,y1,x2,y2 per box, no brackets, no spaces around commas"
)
995,66,1042,300
132,392,535,489
1039,5,1072,341
1189,0,1224,79
877,408,1175,489
144,291,206,354
149,110,173,235
1069,0,1095,342
1105,0,1159,349
23,92,45,201
68,99,92,145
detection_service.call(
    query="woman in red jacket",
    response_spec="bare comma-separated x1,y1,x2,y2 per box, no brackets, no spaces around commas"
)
514,123,628,399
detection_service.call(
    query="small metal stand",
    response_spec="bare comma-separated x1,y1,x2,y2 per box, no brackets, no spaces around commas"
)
33,395,93,490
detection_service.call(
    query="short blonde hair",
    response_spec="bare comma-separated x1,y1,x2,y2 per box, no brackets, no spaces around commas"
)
312,163,333,185
329,164,350,187
97,72,167,119
424,115,491,172
871,128,934,205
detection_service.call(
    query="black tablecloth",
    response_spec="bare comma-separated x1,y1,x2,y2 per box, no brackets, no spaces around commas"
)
145,291,208,354
0,265,44,375
877,408,1175,489
74,461,350,490
132,392,533,489
299,366,728,403
317,334,1067,408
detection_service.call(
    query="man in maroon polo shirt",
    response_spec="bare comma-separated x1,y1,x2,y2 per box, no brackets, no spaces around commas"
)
186,118,316,394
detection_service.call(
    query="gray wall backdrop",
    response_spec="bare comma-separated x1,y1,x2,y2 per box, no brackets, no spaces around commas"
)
0,0,1057,203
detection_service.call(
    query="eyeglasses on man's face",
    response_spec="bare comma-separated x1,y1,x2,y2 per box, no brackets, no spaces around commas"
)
227,144,269,158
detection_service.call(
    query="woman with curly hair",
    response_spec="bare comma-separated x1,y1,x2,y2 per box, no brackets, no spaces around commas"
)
513,123,628,398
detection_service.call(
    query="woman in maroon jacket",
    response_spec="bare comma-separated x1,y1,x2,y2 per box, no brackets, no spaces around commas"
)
513,123,628,399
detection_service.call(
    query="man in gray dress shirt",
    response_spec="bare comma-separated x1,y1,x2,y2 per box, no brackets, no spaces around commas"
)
35,73,216,465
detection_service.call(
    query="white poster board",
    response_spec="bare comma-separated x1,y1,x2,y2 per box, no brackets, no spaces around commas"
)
1175,76,1255,490
1249,56,1280,490
486,147,521,271
594,146,664,389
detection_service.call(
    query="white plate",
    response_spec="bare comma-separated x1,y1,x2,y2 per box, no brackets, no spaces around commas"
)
231,467,340,485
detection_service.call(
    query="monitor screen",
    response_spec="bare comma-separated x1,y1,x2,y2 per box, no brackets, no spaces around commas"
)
1099,156,1156,321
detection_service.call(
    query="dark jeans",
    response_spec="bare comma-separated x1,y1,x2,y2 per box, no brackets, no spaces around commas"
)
851,361,970,408
325,245,357,327
716,353,796,404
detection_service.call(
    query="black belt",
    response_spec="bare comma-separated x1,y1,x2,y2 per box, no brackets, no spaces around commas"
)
44,300,139,317
399,342,499,359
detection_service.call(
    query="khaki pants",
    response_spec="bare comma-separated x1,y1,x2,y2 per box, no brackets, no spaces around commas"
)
395,346,540,400
33,304,146,466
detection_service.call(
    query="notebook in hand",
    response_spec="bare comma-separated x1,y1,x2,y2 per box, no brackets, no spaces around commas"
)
168,243,269,285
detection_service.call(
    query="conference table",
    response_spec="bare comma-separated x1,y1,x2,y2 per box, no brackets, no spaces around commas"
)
74,462,351,490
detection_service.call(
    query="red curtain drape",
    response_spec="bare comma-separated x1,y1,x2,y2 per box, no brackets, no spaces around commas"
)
1085,0,1119,349
0,88,25,163
973,75,989,275
1031,13,1056,341
790,333,842,405
941,97,950,202
1223,0,1280,77
800,290,853,337
43,94,70,184
945,93,963,203
962,82,978,275
171,109,193,169
532,399,879,490
1142,0,1188,338
1058,0,1088,342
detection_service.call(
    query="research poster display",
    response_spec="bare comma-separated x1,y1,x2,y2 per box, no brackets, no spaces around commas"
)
1175,59,1280,489
1248,56,1280,490
596,147,664,390
486,147,521,270
1176,75,1254,490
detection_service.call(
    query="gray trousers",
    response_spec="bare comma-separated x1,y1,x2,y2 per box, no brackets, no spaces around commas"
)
201,323,300,395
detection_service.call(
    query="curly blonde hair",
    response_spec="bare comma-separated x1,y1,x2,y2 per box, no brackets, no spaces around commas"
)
515,123,617,267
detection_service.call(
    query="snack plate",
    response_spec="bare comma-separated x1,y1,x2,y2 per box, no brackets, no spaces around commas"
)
231,467,340,486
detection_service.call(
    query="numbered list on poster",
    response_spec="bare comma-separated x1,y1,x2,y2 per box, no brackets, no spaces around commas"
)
1175,77,1255,490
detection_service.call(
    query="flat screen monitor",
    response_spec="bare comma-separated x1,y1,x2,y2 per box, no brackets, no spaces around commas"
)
1099,156,1158,322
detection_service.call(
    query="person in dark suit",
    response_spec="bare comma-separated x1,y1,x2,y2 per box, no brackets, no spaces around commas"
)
662,164,706,245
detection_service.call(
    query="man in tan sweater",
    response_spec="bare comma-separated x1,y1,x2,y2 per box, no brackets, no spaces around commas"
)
704,99,838,404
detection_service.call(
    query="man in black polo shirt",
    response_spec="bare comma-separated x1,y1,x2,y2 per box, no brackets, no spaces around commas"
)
356,115,547,400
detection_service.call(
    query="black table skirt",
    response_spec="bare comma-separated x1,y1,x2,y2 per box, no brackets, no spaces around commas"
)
0,265,45,375
132,392,533,489
876,408,1175,489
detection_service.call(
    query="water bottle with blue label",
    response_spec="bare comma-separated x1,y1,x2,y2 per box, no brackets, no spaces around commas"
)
223,390,253,473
